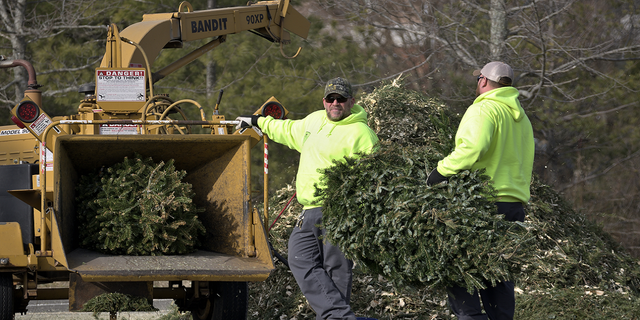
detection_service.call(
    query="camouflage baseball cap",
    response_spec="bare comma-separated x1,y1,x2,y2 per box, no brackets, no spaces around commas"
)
324,77,353,98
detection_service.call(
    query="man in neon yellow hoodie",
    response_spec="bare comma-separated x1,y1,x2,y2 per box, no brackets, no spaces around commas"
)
426,62,534,320
235,77,378,320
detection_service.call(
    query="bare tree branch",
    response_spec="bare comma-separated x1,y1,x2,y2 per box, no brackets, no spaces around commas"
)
559,149,640,192
36,57,103,75
561,101,640,121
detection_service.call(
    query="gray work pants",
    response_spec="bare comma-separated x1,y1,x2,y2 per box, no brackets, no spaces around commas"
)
288,207,357,320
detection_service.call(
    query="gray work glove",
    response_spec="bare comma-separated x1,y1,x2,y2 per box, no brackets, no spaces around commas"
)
235,115,261,130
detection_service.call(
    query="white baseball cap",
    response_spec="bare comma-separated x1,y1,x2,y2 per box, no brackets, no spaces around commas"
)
473,61,513,86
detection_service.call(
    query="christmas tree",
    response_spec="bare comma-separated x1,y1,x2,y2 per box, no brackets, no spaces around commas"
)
76,153,205,255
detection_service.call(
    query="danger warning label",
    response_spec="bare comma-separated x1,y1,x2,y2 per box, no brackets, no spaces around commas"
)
96,69,146,102
100,124,140,135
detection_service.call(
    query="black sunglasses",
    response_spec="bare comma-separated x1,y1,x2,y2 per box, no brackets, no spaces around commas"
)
477,75,485,81
324,96,348,103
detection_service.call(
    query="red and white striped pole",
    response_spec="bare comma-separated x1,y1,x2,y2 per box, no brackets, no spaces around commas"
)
263,135,269,232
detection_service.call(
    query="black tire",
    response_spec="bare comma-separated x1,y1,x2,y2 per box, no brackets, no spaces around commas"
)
0,273,14,320
191,281,248,320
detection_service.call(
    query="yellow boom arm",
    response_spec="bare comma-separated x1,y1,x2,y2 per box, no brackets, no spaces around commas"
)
100,0,310,82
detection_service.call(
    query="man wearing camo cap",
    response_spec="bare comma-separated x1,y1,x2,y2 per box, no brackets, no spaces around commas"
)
427,61,534,320
235,77,379,320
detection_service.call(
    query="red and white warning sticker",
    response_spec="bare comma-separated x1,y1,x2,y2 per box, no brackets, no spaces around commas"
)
29,113,53,136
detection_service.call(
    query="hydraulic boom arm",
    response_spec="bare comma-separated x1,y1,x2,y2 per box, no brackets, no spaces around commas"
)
100,0,310,82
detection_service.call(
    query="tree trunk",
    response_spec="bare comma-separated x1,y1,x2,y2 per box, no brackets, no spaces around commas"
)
10,36,27,101
2,0,28,100
489,0,507,61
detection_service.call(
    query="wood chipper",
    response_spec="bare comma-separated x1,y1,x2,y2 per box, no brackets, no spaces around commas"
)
0,1,309,319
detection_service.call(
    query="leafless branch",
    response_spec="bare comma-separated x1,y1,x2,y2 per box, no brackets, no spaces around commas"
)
538,0,576,23
559,149,640,192
37,57,103,75
42,86,83,97
359,51,437,86
524,0,547,107
561,101,640,121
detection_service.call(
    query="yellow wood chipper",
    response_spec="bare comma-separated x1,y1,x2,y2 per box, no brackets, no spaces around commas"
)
0,1,309,319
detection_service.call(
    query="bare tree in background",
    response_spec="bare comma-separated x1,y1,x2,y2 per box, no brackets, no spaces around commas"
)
316,0,640,255
317,0,639,97
0,0,122,111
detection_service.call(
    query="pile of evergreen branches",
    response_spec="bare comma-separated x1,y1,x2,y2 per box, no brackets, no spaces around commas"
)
80,292,157,318
249,80,640,319
251,183,640,319
358,76,455,151
316,79,640,295
76,153,205,255
523,179,640,292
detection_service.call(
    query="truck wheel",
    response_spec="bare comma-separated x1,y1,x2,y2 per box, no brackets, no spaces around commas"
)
191,281,248,320
0,273,14,320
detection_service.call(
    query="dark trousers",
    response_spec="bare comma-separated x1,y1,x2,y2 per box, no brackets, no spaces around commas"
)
447,202,525,320
288,207,356,320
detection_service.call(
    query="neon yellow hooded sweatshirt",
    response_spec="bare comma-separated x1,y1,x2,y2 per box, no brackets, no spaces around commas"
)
258,104,379,209
437,87,534,203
